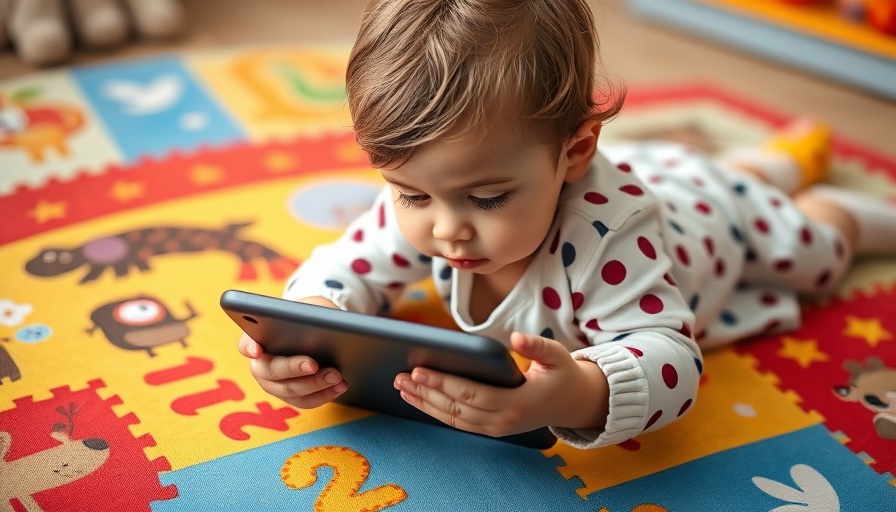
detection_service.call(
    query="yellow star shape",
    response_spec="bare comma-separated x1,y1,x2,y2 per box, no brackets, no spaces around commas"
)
263,151,297,173
27,200,67,224
777,337,829,368
843,315,893,347
190,164,224,185
109,181,145,202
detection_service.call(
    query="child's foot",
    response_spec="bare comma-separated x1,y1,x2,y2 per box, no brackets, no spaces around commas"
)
719,118,832,195
801,184,896,255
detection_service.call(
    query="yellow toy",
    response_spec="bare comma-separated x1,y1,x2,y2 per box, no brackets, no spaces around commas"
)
763,118,832,190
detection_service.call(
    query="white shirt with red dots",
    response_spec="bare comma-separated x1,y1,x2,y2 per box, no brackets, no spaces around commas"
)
285,142,848,449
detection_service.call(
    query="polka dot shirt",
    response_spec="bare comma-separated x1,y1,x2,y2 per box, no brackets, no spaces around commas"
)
285,142,848,449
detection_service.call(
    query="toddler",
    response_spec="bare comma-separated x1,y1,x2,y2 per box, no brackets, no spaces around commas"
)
237,0,896,449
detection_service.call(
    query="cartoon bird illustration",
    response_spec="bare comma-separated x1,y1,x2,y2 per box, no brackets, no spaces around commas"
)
101,73,183,115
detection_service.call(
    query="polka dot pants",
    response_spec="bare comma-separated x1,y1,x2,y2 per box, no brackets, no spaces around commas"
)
699,172,850,347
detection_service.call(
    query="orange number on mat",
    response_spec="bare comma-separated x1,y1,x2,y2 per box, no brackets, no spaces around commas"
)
281,446,408,512
599,505,670,512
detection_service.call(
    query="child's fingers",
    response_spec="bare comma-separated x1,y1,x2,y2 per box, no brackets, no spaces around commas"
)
250,354,321,382
257,372,348,408
278,381,348,409
403,369,504,411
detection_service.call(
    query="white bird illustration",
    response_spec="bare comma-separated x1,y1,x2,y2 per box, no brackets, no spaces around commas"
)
753,464,840,512
101,74,184,115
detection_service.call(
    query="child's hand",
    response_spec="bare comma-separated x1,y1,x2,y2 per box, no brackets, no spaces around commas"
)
236,297,348,409
393,332,610,437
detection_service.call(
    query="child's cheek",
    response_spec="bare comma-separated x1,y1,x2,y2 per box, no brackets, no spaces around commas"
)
394,210,432,255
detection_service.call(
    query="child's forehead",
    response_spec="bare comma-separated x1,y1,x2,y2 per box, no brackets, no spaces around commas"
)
406,132,546,170
381,132,555,190
439,122,549,159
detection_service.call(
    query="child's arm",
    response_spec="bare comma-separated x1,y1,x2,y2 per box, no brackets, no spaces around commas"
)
549,205,702,447
239,185,433,408
283,186,433,314
395,205,702,447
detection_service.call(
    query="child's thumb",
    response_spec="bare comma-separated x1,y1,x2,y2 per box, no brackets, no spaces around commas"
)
237,334,262,359
511,332,570,368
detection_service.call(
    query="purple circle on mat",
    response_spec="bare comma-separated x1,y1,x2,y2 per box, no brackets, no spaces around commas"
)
288,181,381,229
83,237,129,263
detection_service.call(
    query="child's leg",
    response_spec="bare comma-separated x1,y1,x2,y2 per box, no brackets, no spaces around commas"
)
717,118,831,195
796,186,896,255
719,118,896,257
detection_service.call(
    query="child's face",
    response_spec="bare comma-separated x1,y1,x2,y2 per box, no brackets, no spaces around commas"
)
381,126,574,281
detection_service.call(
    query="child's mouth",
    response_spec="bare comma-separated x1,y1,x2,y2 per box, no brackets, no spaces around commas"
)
446,258,488,270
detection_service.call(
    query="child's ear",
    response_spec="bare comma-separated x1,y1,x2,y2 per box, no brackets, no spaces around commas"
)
563,120,602,183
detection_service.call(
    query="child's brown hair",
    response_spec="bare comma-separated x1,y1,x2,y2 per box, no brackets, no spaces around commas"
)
347,0,625,168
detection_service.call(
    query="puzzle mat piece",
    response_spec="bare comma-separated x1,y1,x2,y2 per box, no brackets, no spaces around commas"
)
0,379,176,511
186,44,353,140
155,415,591,512
602,100,772,152
0,44,361,198
0,132,367,247
543,348,822,497
590,424,895,511
0,170,400,470
604,96,896,300
71,54,246,162
0,70,122,195
736,285,896,475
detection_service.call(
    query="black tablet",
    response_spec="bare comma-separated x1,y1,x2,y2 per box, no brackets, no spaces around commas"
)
220,290,557,449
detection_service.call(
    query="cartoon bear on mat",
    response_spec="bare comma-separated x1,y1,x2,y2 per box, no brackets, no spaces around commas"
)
834,357,896,440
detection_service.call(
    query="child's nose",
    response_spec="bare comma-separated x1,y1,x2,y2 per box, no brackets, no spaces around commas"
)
432,212,473,242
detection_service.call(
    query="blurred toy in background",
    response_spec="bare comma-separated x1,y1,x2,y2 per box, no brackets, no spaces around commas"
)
838,0,868,21
777,0,896,36
0,0,186,66
865,0,896,34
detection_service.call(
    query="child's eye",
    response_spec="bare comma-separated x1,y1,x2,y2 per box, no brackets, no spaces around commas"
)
397,193,429,208
471,193,511,210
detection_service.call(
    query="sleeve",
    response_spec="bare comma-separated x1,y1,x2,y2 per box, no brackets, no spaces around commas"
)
549,205,703,449
282,185,432,314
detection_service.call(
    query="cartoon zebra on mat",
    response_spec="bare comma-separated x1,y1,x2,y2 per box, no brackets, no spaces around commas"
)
24,222,299,284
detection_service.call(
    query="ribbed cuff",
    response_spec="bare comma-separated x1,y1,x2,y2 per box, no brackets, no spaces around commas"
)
549,344,648,449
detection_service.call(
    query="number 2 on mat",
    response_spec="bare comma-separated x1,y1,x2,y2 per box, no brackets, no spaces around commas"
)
281,446,408,511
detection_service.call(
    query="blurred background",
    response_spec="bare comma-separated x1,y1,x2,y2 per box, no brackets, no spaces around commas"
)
0,0,893,152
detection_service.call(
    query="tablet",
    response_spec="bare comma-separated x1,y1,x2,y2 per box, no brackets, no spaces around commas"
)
220,290,557,449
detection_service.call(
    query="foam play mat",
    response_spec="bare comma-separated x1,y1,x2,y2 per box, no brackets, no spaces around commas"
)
1,46,895,511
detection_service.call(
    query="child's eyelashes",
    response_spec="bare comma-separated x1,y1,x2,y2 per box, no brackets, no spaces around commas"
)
396,192,511,210
471,193,511,210
397,193,429,208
